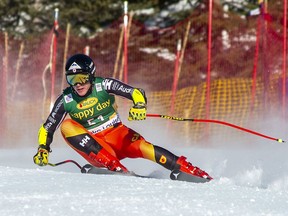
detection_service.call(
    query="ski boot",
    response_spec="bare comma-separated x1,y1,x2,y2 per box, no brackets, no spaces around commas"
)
88,149,128,173
170,156,212,182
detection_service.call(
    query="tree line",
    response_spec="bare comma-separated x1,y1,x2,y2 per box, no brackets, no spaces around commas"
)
0,0,266,38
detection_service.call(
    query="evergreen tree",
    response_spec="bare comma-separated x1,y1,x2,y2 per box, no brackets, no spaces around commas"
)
0,0,282,38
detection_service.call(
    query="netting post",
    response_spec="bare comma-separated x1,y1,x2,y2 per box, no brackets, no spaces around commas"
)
206,0,213,128
170,39,181,116
251,16,261,114
11,42,24,99
50,8,59,110
123,1,128,84
282,0,287,118
61,23,70,90
261,1,270,114
84,46,90,55
0,32,8,142
178,21,191,77
113,24,124,79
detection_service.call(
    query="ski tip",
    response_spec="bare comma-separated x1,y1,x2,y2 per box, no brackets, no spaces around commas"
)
277,139,285,143
203,175,213,181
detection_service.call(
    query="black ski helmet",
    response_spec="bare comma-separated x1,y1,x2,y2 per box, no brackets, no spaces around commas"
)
65,54,96,84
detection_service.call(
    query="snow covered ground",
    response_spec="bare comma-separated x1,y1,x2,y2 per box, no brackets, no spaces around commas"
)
1,117,288,216
1,145,288,216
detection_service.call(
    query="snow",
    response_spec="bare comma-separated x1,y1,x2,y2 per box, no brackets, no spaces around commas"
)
139,47,176,61
1,116,288,216
1,142,288,215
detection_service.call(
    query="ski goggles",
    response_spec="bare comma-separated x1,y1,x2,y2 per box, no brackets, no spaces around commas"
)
66,73,90,86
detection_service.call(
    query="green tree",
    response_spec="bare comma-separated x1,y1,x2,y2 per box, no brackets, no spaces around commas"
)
0,0,280,38
0,0,40,37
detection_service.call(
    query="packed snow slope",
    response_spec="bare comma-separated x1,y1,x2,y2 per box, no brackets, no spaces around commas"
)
1,117,288,216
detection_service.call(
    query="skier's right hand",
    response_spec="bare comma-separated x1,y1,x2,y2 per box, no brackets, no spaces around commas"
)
33,146,49,166
128,102,147,121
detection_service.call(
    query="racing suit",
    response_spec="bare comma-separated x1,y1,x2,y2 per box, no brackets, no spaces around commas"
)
39,77,179,171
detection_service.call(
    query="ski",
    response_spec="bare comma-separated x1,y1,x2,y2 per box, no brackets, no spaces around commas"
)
170,169,212,183
80,164,211,183
80,164,149,178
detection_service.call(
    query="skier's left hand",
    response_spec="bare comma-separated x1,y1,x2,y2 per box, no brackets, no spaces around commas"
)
128,102,146,121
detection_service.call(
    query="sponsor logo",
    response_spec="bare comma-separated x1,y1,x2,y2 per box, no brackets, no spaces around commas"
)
162,115,184,121
44,122,53,130
112,82,120,90
172,172,180,180
79,135,90,147
96,99,110,111
159,155,167,164
131,133,140,142
68,62,82,72
91,67,95,74
54,100,63,112
95,83,102,92
64,94,73,103
118,85,132,93
102,79,113,90
77,97,98,110
48,116,56,124
89,62,94,68
88,114,121,134
71,99,111,120
72,108,94,120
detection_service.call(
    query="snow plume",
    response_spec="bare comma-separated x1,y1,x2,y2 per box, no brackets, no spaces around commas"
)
235,166,263,188
269,176,288,191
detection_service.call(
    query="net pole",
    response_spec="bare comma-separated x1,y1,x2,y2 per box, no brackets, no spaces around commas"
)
282,0,287,118
203,0,213,141
206,0,213,120
50,8,59,111
178,21,191,75
113,24,124,79
61,23,70,90
262,1,269,113
83,46,90,55
123,1,128,84
12,42,24,99
170,39,181,116
120,11,133,82
0,32,8,141
251,16,261,114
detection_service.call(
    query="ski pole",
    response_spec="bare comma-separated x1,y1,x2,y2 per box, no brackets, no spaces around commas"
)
48,160,94,173
48,159,82,169
146,113,285,143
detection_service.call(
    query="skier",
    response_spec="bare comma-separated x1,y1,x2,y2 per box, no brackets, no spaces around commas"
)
33,53,212,181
